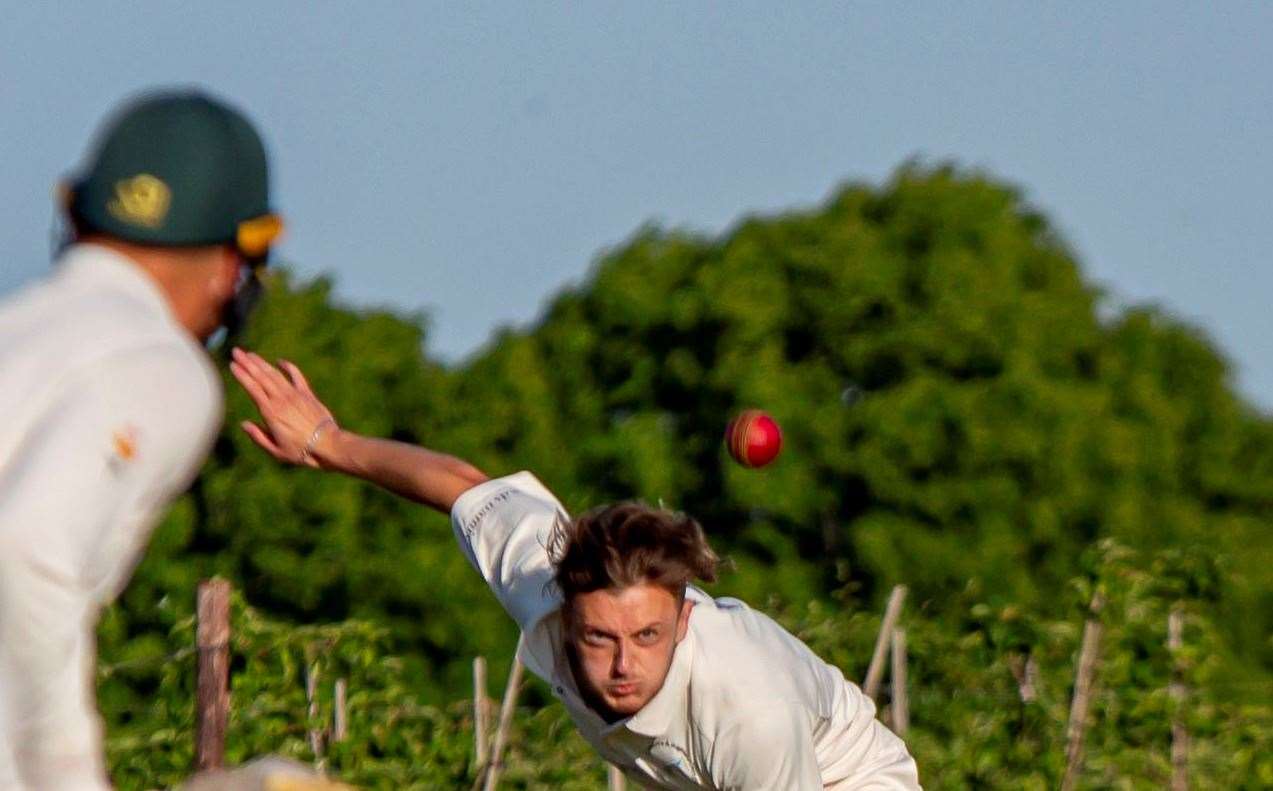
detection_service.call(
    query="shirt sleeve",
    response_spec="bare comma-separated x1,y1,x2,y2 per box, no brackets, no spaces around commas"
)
829,714,923,790
449,471,568,633
710,703,824,791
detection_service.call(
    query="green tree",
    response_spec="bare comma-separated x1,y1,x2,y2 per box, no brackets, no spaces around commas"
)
455,165,1272,668
99,164,1272,784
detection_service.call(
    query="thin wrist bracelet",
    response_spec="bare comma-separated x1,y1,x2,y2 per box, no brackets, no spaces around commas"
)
300,417,337,464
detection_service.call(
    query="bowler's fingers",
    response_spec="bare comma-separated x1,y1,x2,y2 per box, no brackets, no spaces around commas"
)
279,359,317,398
245,350,293,399
240,420,289,461
230,348,278,402
231,347,290,400
230,360,272,412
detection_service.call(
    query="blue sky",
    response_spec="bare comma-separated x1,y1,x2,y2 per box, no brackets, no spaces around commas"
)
3,2,1269,410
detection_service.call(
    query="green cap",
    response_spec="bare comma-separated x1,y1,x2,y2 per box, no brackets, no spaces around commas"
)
66,89,282,261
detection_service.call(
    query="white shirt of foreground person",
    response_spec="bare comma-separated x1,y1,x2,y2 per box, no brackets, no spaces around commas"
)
0,244,222,790
452,472,922,790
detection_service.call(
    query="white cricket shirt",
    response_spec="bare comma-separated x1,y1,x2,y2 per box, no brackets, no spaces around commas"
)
0,244,223,790
452,472,922,790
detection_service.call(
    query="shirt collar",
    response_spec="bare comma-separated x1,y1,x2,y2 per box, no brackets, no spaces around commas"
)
57,243,181,328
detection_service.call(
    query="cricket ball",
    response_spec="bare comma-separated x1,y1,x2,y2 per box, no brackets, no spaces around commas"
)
725,409,783,468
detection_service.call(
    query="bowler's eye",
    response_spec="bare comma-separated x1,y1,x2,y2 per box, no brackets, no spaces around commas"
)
583,630,609,646
636,628,659,644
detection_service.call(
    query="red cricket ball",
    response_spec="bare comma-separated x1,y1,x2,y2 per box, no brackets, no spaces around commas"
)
725,409,783,468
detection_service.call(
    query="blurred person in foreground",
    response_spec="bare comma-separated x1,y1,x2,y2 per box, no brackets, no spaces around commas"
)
230,352,921,790
0,90,282,789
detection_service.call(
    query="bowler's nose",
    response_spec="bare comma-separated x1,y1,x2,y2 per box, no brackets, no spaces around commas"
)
612,641,630,676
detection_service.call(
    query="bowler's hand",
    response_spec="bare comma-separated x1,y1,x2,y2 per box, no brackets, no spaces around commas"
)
229,347,337,467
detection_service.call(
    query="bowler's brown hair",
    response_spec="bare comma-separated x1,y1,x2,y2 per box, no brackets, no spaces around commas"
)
551,502,719,601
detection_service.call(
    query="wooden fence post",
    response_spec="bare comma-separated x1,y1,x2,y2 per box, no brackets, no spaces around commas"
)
474,656,489,770
1061,592,1105,791
890,627,909,736
305,661,325,768
1010,653,1039,703
195,579,231,771
863,585,907,700
1169,606,1188,791
333,678,348,743
482,657,525,791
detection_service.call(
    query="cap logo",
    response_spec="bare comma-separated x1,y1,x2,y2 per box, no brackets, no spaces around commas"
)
107,173,171,229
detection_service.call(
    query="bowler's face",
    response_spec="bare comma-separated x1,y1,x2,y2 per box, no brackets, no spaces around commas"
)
566,584,693,720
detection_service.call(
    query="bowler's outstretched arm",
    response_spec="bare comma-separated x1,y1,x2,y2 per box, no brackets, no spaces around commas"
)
229,347,488,512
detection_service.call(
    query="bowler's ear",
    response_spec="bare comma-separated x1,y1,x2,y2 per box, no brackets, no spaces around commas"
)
675,599,695,643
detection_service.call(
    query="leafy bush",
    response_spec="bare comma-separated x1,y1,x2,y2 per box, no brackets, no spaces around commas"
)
102,544,1270,789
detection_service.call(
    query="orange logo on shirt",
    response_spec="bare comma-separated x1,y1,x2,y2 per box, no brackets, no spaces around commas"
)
112,427,139,462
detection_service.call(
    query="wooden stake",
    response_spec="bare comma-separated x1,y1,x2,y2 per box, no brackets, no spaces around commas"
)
1025,655,1040,701
474,656,489,769
890,627,909,736
608,763,626,790
863,585,907,700
333,678,348,743
1010,653,1039,703
1169,607,1188,791
306,661,325,766
195,579,231,771
1061,592,1104,791
482,657,525,791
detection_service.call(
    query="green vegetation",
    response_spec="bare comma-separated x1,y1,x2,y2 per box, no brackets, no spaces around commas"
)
99,165,1272,788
